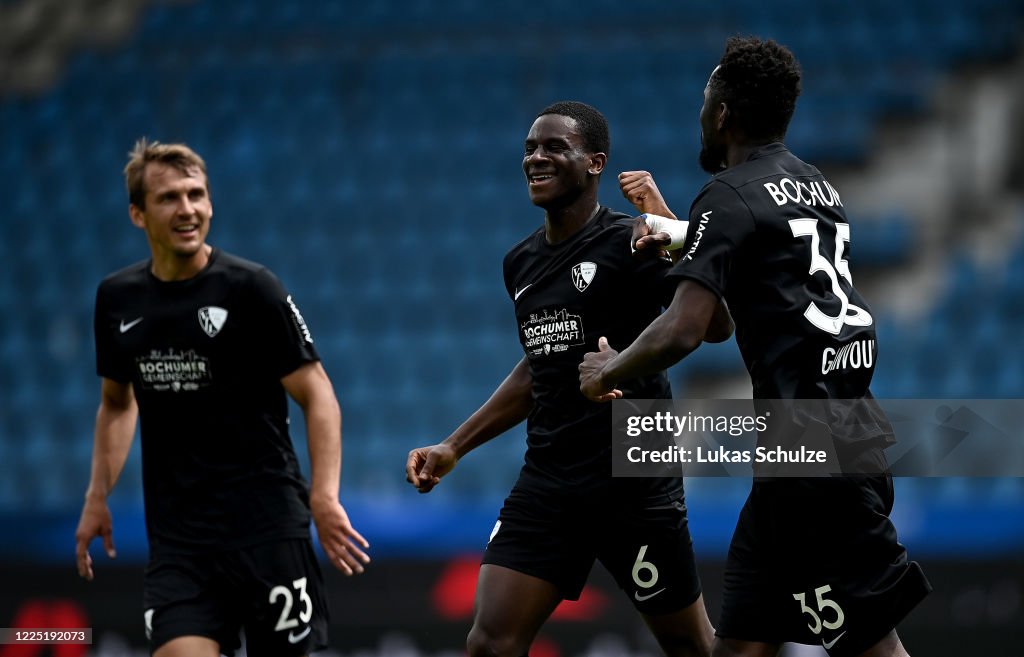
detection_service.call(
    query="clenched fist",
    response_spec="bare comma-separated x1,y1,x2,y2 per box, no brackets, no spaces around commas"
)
619,171,676,218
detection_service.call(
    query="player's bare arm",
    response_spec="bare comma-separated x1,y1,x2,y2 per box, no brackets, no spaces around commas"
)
624,170,735,343
621,171,678,260
579,280,720,401
704,297,734,343
629,213,734,343
619,170,677,219
406,356,533,494
283,361,370,576
75,377,138,581
624,172,691,258
631,214,673,254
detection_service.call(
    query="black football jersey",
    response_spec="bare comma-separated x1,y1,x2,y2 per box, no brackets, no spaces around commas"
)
94,248,318,554
504,207,678,492
668,143,892,444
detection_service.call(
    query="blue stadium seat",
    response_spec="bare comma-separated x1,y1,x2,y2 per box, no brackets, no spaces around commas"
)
1,0,1023,516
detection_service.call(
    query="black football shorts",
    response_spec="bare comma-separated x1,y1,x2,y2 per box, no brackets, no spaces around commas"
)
482,478,702,616
716,473,932,657
143,538,329,657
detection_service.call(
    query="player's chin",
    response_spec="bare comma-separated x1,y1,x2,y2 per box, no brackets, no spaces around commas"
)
171,240,205,257
526,185,561,208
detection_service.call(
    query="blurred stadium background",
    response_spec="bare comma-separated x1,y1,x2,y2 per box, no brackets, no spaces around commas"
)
1,0,1023,655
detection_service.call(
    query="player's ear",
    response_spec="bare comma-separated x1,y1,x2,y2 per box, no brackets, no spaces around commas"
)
717,102,729,132
588,152,607,176
128,204,146,229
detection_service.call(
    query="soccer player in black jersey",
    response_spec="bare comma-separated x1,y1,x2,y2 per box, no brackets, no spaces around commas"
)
74,140,369,657
405,102,734,657
579,38,931,657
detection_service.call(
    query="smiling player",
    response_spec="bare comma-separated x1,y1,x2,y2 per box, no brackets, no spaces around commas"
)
407,102,733,657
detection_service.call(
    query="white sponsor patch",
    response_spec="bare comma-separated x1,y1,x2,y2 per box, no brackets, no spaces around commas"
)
521,309,584,356
135,348,212,392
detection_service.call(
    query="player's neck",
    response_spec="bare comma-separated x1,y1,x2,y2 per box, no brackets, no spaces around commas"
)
544,201,600,245
149,244,213,282
725,139,776,168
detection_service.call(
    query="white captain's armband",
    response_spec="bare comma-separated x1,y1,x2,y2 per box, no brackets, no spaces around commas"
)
632,214,690,252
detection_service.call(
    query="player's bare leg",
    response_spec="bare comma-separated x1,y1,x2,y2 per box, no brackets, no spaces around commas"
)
857,630,911,657
153,636,220,657
711,637,780,657
641,592,715,657
467,564,563,657
711,630,910,657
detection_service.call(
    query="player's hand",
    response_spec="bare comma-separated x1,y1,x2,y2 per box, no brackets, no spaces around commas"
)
311,496,370,576
579,337,624,402
632,215,672,256
619,171,675,218
74,496,116,582
405,444,457,494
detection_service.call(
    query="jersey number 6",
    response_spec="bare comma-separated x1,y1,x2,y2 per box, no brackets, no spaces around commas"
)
789,218,873,335
632,545,660,588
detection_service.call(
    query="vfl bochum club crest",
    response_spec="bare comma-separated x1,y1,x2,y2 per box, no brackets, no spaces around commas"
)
572,262,597,292
198,306,228,337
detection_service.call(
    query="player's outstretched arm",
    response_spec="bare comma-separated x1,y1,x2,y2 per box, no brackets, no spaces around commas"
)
621,169,734,343
406,357,533,494
75,378,137,581
580,280,720,401
621,171,689,262
619,170,677,219
283,361,370,576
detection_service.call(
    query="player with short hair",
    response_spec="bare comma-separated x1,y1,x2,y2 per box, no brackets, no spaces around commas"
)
406,101,731,657
579,37,931,657
75,139,369,657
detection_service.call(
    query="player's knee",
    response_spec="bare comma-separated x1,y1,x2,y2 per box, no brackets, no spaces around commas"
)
643,603,713,657
466,624,528,657
659,635,711,657
710,637,777,657
710,643,736,657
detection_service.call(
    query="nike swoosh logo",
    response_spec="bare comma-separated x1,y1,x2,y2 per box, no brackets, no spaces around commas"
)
822,631,847,650
633,587,666,602
119,317,144,333
514,284,533,301
287,626,311,644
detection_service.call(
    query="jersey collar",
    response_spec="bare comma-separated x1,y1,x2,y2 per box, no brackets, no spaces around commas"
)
746,142,788,161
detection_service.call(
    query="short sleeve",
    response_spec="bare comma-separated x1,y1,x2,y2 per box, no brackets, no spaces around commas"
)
667,180,756,299
248,268,320,378
94,283,131,382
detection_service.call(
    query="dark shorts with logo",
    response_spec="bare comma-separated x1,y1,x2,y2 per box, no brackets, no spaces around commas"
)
143,538,328,657
717,474,932,657
481,476,702,616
